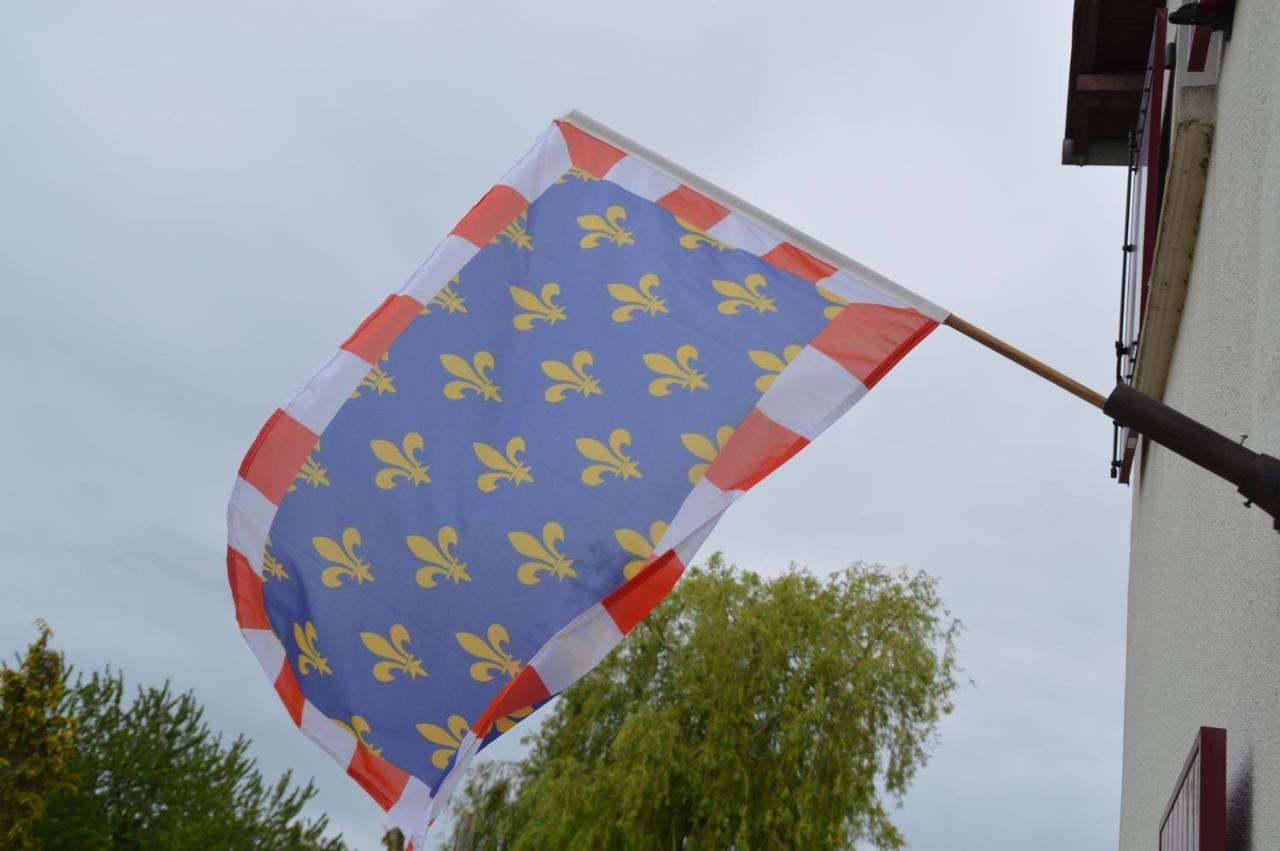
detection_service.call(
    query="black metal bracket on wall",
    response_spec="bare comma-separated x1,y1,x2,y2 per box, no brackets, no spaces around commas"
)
1168,0,1236,41
1104,383,1280,531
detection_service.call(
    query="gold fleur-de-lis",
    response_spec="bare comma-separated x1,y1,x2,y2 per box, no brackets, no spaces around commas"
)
416,715,470,769
749,344,804,392
287,441,328,493
554,167,599,184
432,281,467,313
607,273,668,322
713,273,777,315
644,344,708,396
509,522,575,585
441,352,501,402
356,362,396,397
491,211,533,251
510,283,566,330
542,351,601,402
351,354,396,399
816,283,848,320
615,521,670,580
495,705,534,733
576,428,641,485
456,624,521,682
406,527,470,588
293,621,331,676
360,624,427,682
676,217,732,250
474,437,533,492
290,441,331,492
262,535,288,581
421,275,467,315
578,205,634,248
312,527,374,588
371,432,431,489
262,549,288,580
681,426,735,485
334,715,382,755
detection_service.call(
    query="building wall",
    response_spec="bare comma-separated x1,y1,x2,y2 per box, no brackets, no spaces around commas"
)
1119,1,1280,848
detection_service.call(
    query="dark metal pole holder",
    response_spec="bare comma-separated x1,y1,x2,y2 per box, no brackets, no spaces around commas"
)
1104,383,1280,531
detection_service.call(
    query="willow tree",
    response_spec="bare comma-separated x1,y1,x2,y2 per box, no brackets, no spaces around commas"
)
450,554,961,851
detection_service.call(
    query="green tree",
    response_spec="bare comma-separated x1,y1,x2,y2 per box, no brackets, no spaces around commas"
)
451,555,961,851
33,667,347,850
0,622,78,849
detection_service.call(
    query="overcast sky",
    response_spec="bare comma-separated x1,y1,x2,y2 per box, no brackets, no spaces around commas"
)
0,2,1132,848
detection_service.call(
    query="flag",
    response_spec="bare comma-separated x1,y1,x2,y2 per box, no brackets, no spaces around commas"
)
225,112,947,845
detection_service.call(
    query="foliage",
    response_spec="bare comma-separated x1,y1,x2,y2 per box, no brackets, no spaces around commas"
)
1,632,349,850
380,826,405,850
0,622,78,849
450,554,961,851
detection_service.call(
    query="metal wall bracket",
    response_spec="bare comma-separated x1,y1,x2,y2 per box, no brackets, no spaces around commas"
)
1105,383,1280,532
1169,1,1236,41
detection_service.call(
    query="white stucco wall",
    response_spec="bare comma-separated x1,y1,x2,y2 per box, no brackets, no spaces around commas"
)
1119,1,1280,848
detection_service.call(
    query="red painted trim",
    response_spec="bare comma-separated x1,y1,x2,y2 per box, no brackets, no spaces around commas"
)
761,242,837,283
472,666,551,736
656,184,730,231
341,294,423,365
602,550,685,634
1141,10,1168,302
1187,25,1212,73
348,745,412,812
227,547,270,630
1158,726,1226,850
1198,727,1227,851
237,410,319,506
1117,430,1137,485
1186,0,1217,74
450,184,529,248
274,663,305,727
810,304,937,389
554,120,627,179
704,407,807,493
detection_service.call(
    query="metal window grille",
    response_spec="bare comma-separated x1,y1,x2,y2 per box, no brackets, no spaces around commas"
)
1112,9,1170,483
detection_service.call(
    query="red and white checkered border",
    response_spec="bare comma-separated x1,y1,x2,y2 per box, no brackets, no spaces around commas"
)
224,112,950,848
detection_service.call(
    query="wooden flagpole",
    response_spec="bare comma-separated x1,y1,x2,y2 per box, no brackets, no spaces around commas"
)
944,314,1107,410
942,313,1280,529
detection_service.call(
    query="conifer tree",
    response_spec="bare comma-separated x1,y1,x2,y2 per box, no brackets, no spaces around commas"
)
0,622,78,850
